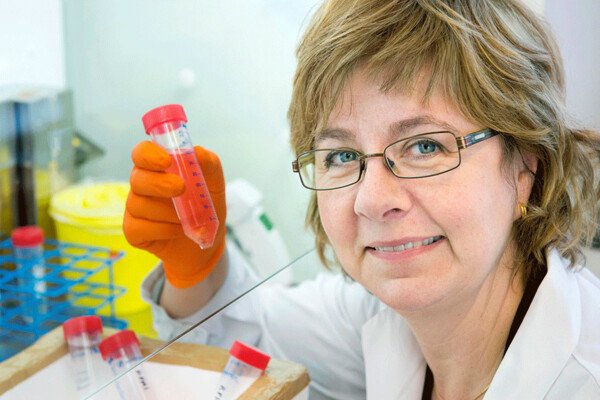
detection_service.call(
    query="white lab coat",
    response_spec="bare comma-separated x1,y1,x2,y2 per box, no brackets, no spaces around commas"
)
142,247,600,399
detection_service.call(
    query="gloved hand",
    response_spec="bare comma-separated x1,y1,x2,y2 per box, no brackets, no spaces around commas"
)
123,141,227,288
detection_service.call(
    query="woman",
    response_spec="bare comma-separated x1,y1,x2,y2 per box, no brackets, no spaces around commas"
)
124,0,600,398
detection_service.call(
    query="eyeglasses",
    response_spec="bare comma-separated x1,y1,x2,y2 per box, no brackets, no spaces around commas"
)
292,128,498,191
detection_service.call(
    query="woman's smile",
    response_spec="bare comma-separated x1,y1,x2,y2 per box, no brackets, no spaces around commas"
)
368,235,445,252
365,235,446,262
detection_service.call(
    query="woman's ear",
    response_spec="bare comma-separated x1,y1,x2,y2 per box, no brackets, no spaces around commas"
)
517,150,538,204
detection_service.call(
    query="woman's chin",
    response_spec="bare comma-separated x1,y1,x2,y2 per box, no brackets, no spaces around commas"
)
375,278,446,315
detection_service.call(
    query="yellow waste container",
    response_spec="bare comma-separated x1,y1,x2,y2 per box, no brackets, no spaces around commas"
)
49,182,158,338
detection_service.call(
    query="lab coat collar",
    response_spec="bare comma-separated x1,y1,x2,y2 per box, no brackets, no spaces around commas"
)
485,249,581,399
361,249,581,399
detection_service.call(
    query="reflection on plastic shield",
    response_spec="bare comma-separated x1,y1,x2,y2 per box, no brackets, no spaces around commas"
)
85,248,319,399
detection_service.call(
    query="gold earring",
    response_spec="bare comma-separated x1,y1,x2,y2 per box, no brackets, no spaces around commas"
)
519,203,528,219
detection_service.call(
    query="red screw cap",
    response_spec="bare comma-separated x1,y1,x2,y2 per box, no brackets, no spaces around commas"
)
11,226,44,247
63,315,103,340
99,330,140,360
229,340,271,371
141,104,187,134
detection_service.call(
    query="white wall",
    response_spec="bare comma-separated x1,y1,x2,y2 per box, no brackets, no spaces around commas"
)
0,0,65,88
545,0,600,130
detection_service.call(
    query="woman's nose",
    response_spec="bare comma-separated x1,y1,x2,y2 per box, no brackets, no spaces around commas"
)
353,157,412,220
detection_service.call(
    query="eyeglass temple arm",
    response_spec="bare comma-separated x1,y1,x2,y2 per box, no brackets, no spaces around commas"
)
456,128,497,150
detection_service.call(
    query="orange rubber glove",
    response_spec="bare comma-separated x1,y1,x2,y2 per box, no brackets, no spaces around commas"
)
123,141,227,288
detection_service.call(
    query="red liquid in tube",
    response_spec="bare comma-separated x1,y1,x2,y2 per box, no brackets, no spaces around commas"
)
142,104,219,248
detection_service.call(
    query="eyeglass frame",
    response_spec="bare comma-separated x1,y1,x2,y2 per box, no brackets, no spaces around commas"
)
291,128,499,191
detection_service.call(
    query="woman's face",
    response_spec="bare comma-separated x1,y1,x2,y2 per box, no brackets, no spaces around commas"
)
317,69,528,314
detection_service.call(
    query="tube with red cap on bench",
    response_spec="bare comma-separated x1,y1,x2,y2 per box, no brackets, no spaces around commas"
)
213,340,271,400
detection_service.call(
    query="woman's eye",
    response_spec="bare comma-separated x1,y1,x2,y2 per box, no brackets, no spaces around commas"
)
325,150,358,166
408,140,441,156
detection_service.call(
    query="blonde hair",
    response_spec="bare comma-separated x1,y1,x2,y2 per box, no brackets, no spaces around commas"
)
288,0,600,281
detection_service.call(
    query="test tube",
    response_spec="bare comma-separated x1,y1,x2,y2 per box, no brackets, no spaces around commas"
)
62,315,105,397
213,340,271,400
99,330,156,400
141,104,219,249
11,226,47,322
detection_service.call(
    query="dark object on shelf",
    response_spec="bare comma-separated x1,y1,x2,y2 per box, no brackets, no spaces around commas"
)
0,87,77,238
73,130,105,167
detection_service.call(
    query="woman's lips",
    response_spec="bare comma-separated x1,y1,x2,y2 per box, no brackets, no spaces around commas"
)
367,235,444,252
366,235,445,261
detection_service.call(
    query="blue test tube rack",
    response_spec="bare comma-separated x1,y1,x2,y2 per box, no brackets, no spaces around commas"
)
0,238,127,362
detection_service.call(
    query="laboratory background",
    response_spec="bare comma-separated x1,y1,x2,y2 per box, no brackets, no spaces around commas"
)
0,0,599,398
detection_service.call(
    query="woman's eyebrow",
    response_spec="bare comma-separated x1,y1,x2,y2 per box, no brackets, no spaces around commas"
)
390,116,458,135
314,128,353,145
314,115,458,145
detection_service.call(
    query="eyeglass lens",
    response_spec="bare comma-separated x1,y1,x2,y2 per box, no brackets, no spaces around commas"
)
298,131,461,190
